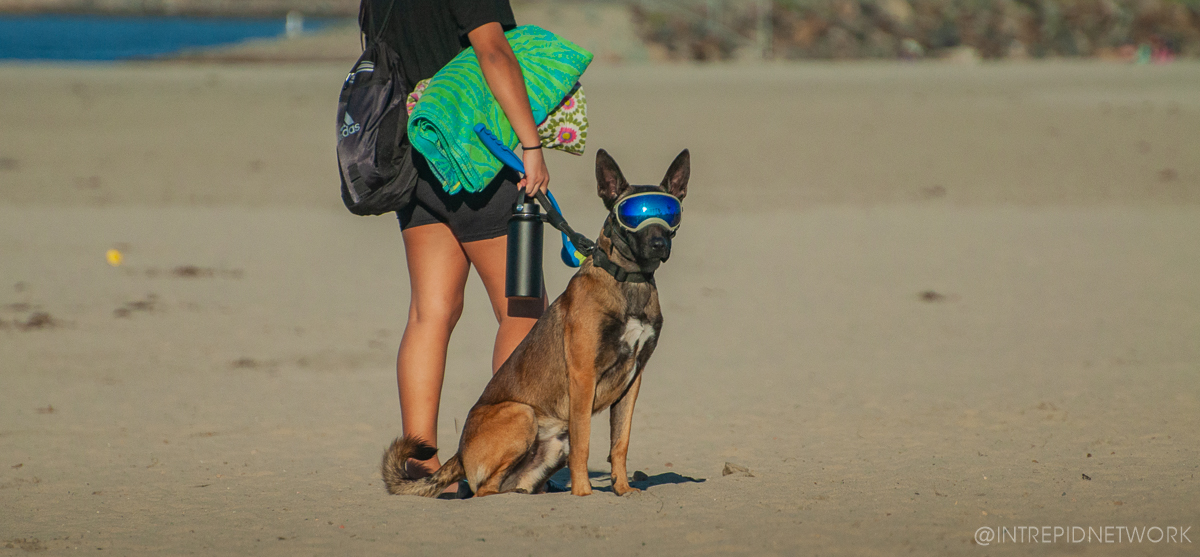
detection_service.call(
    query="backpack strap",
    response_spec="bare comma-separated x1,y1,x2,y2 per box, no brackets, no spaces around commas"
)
346,164,370,202
359,0,399,46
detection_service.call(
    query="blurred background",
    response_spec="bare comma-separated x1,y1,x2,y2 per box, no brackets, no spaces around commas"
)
1,0,1197,62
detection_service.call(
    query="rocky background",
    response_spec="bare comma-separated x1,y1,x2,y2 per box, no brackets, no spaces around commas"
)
632,0,1200,60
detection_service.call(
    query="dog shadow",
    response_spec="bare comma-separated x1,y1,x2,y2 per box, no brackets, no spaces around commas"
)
628,471,706,491
548,469,706,493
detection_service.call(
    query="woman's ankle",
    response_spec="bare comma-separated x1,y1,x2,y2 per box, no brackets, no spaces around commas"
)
404,456,439,479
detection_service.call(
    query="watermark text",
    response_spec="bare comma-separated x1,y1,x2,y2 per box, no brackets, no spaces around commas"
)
975,526,1192,546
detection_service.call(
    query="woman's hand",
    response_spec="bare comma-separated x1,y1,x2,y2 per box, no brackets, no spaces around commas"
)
468,23,551,195
519,147,549,195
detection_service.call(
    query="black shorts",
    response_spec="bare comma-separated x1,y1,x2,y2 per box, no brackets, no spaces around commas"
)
396,151,521,243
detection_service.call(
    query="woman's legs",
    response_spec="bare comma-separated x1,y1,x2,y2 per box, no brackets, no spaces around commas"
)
461,235,546,372
396,227,546,479
397,223,470,476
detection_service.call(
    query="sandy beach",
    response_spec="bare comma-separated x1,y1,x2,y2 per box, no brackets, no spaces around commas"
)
2,31,1199,555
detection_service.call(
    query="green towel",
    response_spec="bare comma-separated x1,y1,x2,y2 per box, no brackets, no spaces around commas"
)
407,25,593,195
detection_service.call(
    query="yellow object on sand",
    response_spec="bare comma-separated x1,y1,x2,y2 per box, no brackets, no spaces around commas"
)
106,249,122,267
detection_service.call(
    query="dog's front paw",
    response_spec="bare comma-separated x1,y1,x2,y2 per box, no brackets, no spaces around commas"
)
571,485,593,496
613,484,642,497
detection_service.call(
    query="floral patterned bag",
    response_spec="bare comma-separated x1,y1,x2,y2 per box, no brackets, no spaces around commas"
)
407,79,587,156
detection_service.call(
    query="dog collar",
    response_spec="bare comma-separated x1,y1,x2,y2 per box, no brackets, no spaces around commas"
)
592,249,655,285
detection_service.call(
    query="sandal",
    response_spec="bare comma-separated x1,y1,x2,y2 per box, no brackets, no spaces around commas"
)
543,478,569,493
437,480,472,500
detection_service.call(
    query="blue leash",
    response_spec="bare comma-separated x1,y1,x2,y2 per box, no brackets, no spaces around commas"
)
473,124,589,267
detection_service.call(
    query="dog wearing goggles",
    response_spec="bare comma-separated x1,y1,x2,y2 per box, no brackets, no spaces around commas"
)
382,149,690,497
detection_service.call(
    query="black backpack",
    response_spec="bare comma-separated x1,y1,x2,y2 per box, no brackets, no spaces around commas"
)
336,0,417,216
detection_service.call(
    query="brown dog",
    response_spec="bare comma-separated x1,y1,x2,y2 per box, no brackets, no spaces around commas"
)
381,148,689,497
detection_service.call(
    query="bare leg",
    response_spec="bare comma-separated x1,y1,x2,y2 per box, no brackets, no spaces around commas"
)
396,223,470,476
461,235,547,373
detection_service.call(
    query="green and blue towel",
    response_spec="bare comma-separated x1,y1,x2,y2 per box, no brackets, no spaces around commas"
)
407,25,593,195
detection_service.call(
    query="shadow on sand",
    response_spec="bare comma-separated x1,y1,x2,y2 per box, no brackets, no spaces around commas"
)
546,469,706,494
450,470,707,499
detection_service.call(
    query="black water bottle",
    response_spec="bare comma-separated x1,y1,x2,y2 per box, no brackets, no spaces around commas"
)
506,193,543,299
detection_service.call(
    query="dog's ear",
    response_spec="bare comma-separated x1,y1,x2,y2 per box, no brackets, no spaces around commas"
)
660,149,689,201
596,149,629,210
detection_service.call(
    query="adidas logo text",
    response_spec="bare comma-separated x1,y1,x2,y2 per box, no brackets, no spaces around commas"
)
340,112,361,138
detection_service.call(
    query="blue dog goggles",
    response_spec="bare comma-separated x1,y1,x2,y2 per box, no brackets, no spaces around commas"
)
613,192,683,232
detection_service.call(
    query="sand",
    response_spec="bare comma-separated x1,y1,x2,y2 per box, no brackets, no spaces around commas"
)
2,50,1199,555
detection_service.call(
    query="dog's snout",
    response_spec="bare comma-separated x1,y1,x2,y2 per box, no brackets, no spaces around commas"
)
647,236,671,262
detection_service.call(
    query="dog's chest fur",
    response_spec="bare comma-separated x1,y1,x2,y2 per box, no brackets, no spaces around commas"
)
620,318,655,354
592,284,661,411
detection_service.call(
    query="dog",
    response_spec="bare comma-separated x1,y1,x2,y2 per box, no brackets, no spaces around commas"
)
381,148,689,497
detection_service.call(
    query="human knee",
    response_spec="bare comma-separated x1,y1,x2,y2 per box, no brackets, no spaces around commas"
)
409,296,465,328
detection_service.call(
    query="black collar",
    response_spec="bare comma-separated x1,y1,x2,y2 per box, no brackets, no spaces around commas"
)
592,249,655,285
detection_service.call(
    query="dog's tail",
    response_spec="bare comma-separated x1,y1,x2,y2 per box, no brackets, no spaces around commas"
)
381,435,465,497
